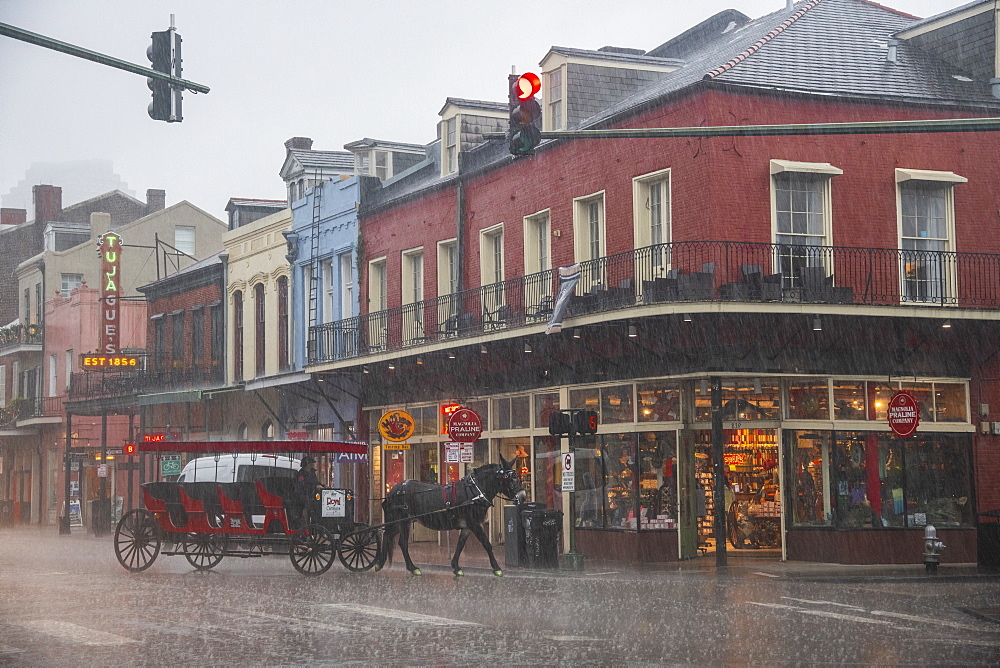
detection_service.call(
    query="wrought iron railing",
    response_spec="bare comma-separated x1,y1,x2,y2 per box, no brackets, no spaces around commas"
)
308,241,1000,364
69,365,225,402
19,395,65,418
0,323,43,351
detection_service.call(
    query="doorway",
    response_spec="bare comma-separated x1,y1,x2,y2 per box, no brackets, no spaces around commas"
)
407,443,438,542
690,429,781,556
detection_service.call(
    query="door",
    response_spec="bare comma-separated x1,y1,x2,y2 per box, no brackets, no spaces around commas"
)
676,429,699,559
408,444,438,542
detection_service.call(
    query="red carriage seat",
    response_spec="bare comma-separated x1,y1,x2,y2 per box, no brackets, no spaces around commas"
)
142,482,188,528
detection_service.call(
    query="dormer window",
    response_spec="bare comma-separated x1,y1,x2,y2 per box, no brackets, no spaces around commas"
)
546,67,564,131
444,117,458,174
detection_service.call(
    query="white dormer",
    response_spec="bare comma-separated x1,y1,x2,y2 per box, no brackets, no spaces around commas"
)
437,98,507,177
344,138,427,182
278,137,355,204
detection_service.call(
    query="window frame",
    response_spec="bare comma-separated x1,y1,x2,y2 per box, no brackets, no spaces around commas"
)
479,224,505,287
233,290,244,383
174,225,196,257
523,210,551,277
572,191,606,291
254,283,266,377
545,66,565,132
770,160,842,285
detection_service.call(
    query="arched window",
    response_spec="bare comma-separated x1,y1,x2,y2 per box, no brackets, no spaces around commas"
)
254,283,266,377
277,276,289,371
233,290,244,382
262,419,274,441
237,422,248,440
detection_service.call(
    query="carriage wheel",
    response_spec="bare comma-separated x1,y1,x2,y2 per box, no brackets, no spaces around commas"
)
338,523,380,572
114,509,161,573
290,524,336,576
182,533,226,570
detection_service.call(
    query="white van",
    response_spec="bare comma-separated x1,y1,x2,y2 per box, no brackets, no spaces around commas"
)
175,454,301,484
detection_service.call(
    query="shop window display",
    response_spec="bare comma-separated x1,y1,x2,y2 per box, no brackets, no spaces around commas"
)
533,435,562,512
600,385,634,424
834,433,906,528
637,381,681,422
572,435,605,528
899,383,934,422
569,387,600,417
904,435,972,526
599,433,638,528
725,381,780,421
637,431,677,529
933,383,966,423
833,382,866,420
786,430,831,526
866,382,895,421
534,392,560,429
694,381,735,422
786,379,830,420
497,437,532,494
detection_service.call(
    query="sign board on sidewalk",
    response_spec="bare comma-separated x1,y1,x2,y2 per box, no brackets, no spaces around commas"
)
561,452,575,492
321,489,346,518
69,500,83,527
160,455,182,476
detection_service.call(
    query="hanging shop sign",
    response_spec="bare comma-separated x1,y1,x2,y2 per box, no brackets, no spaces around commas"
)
447,408,483,443
383,442,411,451
379,410,415,443
887,391,920,438
97,232,123,355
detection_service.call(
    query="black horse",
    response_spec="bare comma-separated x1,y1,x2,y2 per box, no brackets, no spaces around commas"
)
377,457,526,576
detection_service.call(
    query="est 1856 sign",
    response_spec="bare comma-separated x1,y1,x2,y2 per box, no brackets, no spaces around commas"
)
888,391,920,438
447,408,482,443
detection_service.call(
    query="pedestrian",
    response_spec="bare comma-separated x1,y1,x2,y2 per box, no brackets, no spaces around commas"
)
294,456,323,528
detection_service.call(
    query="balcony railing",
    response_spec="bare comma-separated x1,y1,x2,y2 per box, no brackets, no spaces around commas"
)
309,241,1000,365
0,323,43,353
69,364,225,402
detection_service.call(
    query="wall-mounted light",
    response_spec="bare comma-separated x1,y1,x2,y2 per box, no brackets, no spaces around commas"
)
317,376,325,382
628,325,638,338
447,350,456,360
362,365,370,374
416,355,424,365
683,314,693,323
942,319,952,329
812,316,822,331
480,344,488,354
388,360,396,370
524,341,532,353
572,329,581,339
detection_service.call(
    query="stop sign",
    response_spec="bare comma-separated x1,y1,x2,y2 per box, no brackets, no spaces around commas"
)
887,391,920,438
448,408,483,443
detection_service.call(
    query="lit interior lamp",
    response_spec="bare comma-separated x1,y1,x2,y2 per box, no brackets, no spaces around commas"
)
942,320,952,328
480,344,488,354
388,360,396,370
447,350,456,359
573,329,581,339
513,444,530,476
683,313,693,323
362,365,370,374
416,356,424,365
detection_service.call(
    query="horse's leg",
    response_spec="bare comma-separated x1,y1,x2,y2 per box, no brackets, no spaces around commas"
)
398,521,421,575
376,522,398,571
451,528,472,576
469,521,503,576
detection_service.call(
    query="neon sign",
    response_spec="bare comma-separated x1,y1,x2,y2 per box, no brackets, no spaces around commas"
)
97,232,123,354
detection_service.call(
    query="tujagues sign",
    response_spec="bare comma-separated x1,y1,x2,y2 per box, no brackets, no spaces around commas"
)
97,232,123,355
447,408,483,443
887,391,920,438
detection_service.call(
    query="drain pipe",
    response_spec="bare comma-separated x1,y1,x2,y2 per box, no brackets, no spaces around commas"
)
887,38,898,64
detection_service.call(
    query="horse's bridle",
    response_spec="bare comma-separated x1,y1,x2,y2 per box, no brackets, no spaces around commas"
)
466,466,523,504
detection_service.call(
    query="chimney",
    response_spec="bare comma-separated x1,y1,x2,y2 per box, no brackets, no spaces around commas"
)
1,208,26,226
90,211,112,241
284,136,313,151
146,188,166,213
32,184,62,223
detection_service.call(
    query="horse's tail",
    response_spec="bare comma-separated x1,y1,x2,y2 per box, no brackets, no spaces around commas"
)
379,521,398,568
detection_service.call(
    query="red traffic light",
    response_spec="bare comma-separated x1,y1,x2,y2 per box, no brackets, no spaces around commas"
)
514,72,541,100
124,443,137,456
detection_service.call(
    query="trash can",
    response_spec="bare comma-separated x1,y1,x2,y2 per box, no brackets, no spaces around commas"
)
522,507,563,569
504,502,544,568
978,510,1000,572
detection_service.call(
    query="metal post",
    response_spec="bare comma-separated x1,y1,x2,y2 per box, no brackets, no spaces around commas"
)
95,411,108,537
127,412,134,511
711,376,727,568
59,412,72,535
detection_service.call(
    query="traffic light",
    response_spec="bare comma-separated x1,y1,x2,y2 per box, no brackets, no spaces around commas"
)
548,411,572,436
508,72,541,157
147,29,182,122
573,410,599,435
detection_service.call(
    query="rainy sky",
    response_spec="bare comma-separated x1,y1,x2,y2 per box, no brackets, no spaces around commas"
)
0,0,961,222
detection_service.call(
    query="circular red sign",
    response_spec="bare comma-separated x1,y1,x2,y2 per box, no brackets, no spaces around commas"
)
448,408,483,443
887,391,920,438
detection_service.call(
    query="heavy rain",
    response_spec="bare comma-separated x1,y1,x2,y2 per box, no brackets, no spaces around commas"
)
1,0,999,665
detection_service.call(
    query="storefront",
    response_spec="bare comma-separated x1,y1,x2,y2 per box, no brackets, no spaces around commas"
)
368,374,976,564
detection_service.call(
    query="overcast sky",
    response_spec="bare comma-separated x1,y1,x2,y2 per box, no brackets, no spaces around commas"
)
0,0,961,222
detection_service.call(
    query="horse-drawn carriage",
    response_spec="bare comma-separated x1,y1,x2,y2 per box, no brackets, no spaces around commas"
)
113,440,381,575
114,439,528,577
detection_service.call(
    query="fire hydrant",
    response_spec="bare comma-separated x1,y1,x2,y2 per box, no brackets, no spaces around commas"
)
923,524,946,574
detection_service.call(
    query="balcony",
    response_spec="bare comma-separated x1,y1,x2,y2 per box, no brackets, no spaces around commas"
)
308,241,1000,365
0,323,43,355
15,395,65,425
69,364,225,403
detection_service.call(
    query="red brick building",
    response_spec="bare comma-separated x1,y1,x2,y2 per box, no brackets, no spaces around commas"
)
309,0,1000,565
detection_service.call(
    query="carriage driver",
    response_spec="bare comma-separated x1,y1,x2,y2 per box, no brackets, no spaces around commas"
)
294,456,324,527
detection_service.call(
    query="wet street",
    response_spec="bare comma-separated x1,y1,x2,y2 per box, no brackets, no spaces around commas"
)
1,525,998,666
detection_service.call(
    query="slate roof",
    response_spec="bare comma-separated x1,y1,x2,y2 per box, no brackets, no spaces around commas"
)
584,0,1000,129
286,149,354,172
438,98,507,115
547,45,684,68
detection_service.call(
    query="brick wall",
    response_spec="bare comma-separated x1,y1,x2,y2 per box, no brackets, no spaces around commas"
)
147,283,223,370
